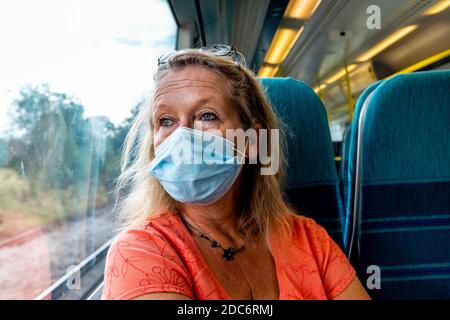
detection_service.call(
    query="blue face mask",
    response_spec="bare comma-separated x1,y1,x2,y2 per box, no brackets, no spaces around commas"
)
149,127,245,205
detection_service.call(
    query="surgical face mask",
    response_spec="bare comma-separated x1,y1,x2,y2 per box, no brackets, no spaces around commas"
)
148,127,246,205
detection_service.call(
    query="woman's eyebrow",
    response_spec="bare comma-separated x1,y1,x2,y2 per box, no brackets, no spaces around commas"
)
152,103,172,122
153,102,169,112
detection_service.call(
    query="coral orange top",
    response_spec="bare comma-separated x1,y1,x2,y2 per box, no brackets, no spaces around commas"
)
102,212,356,300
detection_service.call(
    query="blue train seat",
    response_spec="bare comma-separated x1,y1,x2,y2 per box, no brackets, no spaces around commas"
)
351,71,450,299
259,77,346,249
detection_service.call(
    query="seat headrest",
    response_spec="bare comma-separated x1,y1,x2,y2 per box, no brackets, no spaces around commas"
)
259,77,337,189
361,70,450,184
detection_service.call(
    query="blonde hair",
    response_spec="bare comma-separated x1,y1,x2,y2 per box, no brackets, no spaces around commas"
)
116,48,294,241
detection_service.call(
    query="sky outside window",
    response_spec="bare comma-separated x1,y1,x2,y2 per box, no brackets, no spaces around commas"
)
0,0,177,133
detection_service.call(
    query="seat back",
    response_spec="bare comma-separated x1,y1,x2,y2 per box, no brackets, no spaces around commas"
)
259,77,345,248
354,71,450,299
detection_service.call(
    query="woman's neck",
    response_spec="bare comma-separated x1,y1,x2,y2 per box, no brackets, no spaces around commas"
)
180,177,244,247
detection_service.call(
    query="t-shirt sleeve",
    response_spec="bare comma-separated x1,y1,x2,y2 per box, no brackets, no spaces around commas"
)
101,226,194,300
304,218,356,299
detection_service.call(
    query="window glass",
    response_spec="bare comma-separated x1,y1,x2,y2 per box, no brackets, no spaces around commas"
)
0,0,177,299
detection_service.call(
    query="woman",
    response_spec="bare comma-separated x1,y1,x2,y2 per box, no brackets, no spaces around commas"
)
102,45,371,300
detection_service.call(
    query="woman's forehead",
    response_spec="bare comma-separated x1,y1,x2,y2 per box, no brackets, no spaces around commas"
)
154,66,229,103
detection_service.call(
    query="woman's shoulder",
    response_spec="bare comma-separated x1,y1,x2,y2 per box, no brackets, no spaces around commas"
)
279,214,356,299
290,214,330,238
102,212,195,300
285,214,342,258
114,211,182,240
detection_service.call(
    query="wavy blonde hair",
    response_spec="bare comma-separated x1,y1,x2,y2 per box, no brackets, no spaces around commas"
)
116,48,294,241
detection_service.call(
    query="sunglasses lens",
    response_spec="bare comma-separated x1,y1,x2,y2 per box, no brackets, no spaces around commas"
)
158,50,177,66
199,44,231,55
158,45,245,67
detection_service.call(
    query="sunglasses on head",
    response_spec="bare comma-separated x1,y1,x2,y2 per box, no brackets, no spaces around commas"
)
157,44,246,67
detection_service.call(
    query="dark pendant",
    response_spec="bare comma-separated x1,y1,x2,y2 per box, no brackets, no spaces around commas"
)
211,240,220,248
222,248,237,261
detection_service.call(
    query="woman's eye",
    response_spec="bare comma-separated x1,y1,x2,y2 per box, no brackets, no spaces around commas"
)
200,112,218,121
159,118,174,127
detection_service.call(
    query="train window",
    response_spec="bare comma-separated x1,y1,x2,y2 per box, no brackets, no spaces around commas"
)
0,0,177,299
1,0,449,303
